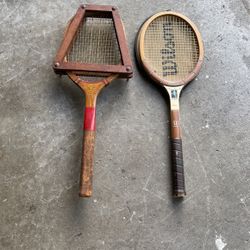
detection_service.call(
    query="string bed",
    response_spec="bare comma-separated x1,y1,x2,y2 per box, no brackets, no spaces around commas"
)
144,15,199,81
67,17,121,65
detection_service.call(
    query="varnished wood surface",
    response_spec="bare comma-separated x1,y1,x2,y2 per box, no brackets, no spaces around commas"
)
170,110,181,139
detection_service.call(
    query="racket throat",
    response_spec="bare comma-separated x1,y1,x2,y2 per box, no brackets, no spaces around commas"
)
165,86,182,111
165,86,183,139
82,83,105,131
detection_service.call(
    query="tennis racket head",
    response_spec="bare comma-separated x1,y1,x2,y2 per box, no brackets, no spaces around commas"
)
53,4,133,78
136,11,204,87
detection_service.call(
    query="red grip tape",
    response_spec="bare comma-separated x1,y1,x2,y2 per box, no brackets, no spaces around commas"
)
84,107,96,131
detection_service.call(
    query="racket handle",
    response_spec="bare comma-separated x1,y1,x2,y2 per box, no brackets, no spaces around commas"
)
166,87,186,197
169,107,186,197
80,130,96,197
79,107,96,197
171,138,186,197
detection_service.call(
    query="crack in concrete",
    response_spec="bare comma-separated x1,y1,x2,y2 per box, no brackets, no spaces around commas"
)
241,0,250,15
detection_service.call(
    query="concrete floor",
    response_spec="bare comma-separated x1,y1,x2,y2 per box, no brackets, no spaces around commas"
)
0,0,249,249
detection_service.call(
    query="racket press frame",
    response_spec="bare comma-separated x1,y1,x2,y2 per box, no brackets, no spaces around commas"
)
53,4,133,78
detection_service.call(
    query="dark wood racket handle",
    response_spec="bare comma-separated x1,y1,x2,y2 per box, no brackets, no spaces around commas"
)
80,129,96,197
171,138,186,197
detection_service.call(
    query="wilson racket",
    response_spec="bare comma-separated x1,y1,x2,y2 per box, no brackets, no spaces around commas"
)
136,11,204,197
53,5,133,197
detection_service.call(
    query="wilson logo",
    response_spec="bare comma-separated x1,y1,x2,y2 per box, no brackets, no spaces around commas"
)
161,22,177,76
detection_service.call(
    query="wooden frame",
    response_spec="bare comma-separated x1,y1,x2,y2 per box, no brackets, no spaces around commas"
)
53,4,133,78
137,11,204,87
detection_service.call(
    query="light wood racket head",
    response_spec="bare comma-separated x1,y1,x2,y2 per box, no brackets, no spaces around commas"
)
136,11,204,87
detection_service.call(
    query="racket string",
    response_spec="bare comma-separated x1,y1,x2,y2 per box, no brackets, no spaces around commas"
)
144,15,199,81
67,17,122,65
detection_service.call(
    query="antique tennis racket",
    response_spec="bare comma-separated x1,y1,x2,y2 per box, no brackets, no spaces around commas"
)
53,5,133,197
136,11,204,197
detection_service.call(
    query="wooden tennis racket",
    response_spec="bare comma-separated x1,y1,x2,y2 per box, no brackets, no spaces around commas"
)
53,5,133,197
136,11,204,197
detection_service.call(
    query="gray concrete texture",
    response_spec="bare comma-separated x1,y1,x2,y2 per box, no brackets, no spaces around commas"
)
0,0,249,249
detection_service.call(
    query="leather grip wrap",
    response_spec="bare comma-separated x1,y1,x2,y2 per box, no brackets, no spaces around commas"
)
171,138,186,197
